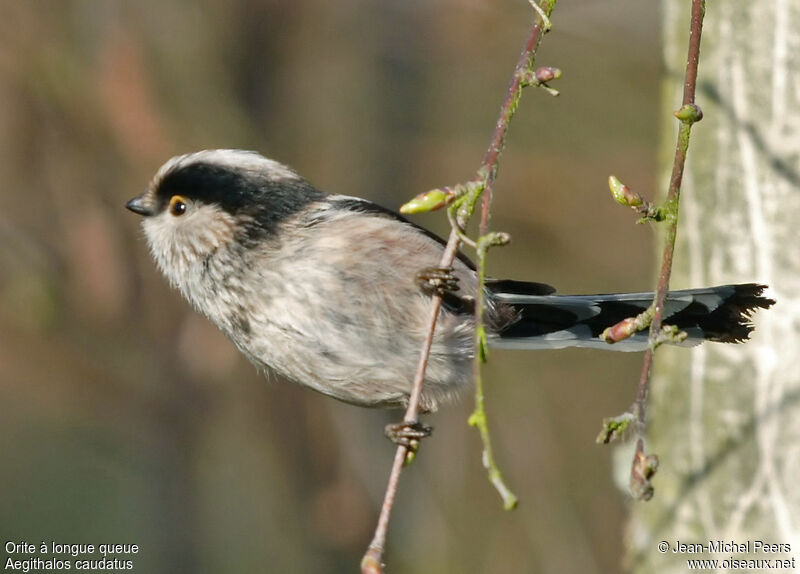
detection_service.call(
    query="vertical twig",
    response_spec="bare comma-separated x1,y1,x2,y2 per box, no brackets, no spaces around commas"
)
361,3,557,572
630,0,705,500
469,231,517,510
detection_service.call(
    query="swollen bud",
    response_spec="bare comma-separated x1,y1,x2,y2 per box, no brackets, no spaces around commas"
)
630,440,659,501
517,66,562,95
602,306,654,344
602,317,637,343
534,66,562,83
400,188,455,214
608,175,643,208
673,103,703,124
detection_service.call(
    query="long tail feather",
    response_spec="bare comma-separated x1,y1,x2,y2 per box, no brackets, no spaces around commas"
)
490,283,774,352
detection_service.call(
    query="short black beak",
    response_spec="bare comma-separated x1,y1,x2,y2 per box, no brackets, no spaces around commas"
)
125,196,154,216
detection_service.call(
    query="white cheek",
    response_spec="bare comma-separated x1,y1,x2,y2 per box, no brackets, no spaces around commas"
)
143,215,185,286
142,205,239,290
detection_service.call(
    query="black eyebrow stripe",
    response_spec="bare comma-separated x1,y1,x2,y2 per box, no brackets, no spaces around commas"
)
156,161,326,239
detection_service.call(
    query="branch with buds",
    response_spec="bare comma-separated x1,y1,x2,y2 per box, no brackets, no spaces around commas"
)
361,2,559,572
596,0,706,502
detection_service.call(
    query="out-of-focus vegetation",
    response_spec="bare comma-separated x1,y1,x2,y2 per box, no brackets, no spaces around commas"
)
0,2,660,572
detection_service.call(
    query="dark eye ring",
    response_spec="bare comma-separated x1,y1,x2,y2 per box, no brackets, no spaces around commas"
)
169,195,188,216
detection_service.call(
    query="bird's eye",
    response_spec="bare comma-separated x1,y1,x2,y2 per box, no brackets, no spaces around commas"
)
169,195,188,216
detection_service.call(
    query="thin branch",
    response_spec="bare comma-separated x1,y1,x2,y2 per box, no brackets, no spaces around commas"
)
468,0,559,511
630,0,705,500
361,3,557,571
470,232,517,510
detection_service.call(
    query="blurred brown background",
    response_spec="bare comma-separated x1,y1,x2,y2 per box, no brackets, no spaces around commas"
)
0,1,661,572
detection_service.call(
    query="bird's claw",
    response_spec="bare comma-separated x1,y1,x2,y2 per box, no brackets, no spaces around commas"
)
415,266,459,297
384,421,433,450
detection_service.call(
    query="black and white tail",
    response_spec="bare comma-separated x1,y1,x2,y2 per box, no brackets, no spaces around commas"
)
489,283,775,352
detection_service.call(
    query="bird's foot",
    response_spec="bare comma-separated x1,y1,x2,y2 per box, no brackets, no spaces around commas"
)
415,266,459,297
384,420,433,450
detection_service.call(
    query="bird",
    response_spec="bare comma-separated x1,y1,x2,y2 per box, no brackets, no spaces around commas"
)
125,149,774,415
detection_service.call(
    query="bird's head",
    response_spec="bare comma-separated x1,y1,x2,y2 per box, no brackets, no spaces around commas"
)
126,149,323,285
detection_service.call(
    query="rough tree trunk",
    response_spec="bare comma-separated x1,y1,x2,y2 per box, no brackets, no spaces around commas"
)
626,1,800,571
